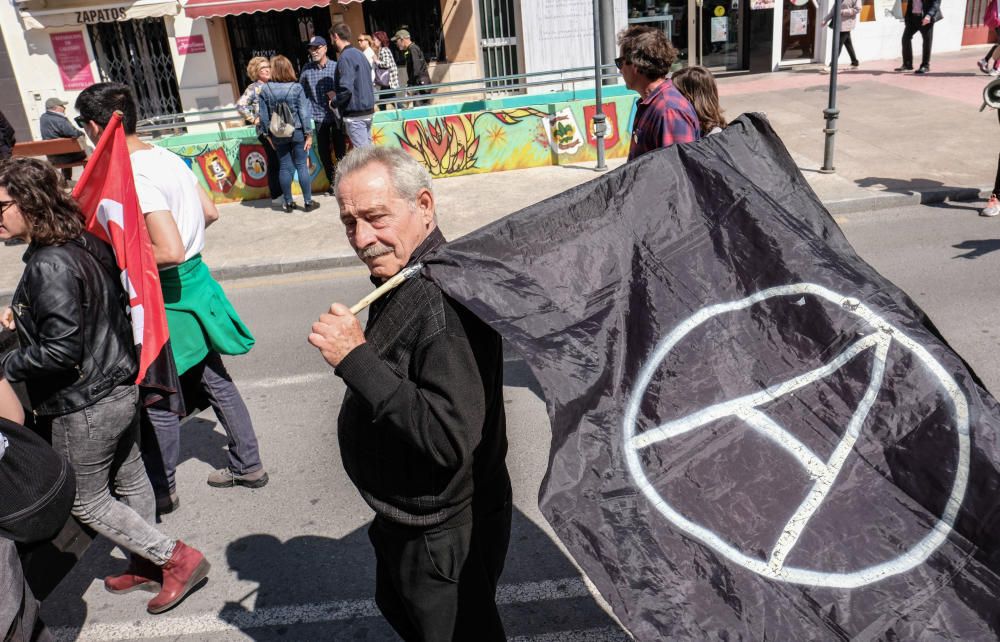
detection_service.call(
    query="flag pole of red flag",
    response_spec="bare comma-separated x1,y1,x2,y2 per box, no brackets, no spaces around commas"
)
71,112,171,388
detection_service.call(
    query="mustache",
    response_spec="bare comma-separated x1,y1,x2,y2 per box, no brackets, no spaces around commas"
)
357,244,393,259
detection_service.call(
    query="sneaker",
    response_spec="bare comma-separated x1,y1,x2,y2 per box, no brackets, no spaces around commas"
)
155,492,180,516
914,65,930,75
894,64,913,72
850,61,860,68
819,65,830,74
207,467,269,489
282,201,297,213
979,58,991,74
991,67,1000,77
302,201,320,212
981,195,1000,217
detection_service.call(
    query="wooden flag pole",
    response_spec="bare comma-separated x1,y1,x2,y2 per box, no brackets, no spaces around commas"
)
349,263,424,315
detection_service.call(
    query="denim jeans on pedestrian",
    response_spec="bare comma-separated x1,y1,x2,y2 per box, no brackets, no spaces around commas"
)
49,384,175,566
274,130,312,205
142,351,263,498
343,116,373,149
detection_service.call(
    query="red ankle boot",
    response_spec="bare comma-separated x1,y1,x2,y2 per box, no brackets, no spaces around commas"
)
146,541,210,614
104,555,162,594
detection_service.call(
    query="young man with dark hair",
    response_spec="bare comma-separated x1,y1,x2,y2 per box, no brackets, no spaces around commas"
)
75,83,268,515
616,26,700,160
329,23,375,148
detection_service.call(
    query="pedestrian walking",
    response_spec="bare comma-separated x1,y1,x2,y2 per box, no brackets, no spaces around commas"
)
977,0,1000,75
75,83,269,517
617,26,700,160
821,0,861,71
0,157,209,615
671,66,727,135
309,146,512,641
894,0,942,74
392,29,432,107
300,35,345,195
372,31,401,111
329,23,375,149
236,56,283,201
260,55,320,213
39,97,87,182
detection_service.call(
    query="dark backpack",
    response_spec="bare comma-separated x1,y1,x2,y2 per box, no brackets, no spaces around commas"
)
0,418,75,543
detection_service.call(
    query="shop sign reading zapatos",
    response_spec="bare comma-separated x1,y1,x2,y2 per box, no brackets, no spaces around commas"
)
18,1,180,30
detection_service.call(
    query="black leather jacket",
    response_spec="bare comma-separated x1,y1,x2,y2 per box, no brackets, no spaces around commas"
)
1,232,137,417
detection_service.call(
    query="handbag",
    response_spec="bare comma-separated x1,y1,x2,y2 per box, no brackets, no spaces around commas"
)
375,65,392,89
0,417,75,543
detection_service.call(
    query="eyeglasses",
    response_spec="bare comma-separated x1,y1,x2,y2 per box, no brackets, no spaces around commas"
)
614,56,626,69
0,201,15,218
74,115,87,128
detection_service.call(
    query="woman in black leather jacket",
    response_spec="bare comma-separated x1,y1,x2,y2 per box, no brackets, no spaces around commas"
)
0,158,209,616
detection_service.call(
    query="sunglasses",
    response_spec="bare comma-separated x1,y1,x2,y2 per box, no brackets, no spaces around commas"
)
0,201,15,218
614,56,626,69
74,115,88,128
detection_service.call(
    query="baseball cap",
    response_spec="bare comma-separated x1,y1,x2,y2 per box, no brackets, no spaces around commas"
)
392,29,410,41
307,36,327,48
45,97,68,110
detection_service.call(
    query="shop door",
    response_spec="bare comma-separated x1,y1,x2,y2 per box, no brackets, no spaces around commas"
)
780,0,817,61
88,18,181,119
225,8,333,94
689,0,745,70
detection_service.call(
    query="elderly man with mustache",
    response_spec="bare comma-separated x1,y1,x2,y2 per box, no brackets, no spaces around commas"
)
308,146,511,641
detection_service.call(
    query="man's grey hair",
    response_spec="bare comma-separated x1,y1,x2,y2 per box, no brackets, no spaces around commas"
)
333,146,434,207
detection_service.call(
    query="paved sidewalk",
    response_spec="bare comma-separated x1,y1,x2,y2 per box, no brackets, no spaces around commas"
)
1,46,995,297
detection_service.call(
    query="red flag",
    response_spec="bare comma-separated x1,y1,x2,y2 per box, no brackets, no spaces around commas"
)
71,113,169,385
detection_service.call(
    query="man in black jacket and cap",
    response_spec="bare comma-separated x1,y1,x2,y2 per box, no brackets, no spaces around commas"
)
308,145,511,641
393,29,432,107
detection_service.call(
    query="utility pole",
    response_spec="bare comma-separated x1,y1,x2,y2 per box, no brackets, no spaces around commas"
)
592,0,607,170
820,3,842,173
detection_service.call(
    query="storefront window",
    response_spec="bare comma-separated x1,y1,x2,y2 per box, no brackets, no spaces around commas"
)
363,0,446,64
628,0,688,67
225,8,333,94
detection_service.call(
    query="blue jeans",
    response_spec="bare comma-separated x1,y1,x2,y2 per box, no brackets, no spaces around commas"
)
50,384,176,566
142,351,263,497
273,131,312,204
343,116,373,149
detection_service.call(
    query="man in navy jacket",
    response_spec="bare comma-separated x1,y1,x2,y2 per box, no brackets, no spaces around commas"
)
330,23,375,148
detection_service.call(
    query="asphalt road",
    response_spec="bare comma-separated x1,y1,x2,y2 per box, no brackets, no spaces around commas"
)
38,200,1000,641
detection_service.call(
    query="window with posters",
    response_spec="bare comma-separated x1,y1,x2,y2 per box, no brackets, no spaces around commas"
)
780,0,817,61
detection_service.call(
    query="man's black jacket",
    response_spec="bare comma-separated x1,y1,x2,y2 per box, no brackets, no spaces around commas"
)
2,232,137,417
336,228,510,529
404,42,431,87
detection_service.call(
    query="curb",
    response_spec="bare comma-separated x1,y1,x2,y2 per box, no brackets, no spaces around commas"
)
0,186,988,306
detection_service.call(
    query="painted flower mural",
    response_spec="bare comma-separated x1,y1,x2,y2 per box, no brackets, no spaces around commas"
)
396,108,547,177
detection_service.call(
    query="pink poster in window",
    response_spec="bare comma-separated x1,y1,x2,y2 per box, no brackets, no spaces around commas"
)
50,32,95,90
176,35,206,55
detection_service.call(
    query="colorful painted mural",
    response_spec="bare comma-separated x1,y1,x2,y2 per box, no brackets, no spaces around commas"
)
154,88,637,203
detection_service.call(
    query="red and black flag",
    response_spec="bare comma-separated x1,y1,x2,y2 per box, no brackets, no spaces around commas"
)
422,114,1000,639
72,113,182,413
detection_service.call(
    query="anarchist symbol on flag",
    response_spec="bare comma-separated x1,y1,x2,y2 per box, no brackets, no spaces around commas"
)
422,114,1000,640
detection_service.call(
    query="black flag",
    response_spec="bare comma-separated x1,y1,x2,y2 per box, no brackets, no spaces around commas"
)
422,114,1000,639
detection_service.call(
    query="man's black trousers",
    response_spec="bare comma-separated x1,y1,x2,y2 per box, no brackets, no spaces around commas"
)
901,14,934,68
368,498,512,641
315,120,347,188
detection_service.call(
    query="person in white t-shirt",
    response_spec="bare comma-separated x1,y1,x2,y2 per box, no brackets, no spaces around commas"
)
76,84,268,516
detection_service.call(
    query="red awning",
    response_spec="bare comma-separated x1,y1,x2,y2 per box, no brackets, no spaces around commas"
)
184,0,331,19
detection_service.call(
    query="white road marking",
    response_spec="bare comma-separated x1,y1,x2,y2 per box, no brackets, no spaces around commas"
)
51,578,605,641
510,627,633,641
237,372,333,392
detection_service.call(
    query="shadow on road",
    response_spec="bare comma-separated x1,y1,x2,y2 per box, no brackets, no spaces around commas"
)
219,508,622,639
856,176,980,201
952,239,1000,259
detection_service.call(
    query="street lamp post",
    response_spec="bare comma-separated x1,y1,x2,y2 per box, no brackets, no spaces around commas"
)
820,3,842,173
592,0,608,170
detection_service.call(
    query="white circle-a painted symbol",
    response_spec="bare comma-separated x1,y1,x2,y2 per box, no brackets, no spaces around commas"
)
245,150,268,181
622,283,970,589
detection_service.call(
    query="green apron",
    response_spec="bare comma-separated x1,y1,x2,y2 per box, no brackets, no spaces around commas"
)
159,254,255,375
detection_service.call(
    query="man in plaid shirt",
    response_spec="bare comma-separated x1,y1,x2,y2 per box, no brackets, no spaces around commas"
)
618,26,700,161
